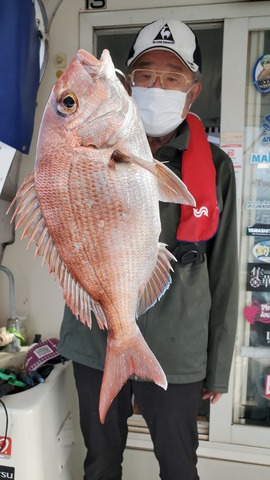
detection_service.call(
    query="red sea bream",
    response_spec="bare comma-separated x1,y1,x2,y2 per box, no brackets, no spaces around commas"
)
9,49,195,422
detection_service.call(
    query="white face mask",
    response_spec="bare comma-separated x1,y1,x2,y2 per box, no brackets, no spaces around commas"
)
131,86,189,137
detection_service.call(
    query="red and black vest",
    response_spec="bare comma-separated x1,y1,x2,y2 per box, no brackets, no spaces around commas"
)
176,113,219,242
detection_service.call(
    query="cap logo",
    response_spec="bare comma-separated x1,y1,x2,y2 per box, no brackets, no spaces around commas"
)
153,23,175,45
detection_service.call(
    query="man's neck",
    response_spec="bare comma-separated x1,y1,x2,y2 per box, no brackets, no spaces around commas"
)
147,129,177,154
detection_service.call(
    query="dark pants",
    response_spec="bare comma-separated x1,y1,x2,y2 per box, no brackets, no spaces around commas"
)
73,362,202,480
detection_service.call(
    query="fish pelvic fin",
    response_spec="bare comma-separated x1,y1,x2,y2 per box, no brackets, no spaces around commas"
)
137,243,176,317
99,329,167,424
7,172,107,330
127,154,195,206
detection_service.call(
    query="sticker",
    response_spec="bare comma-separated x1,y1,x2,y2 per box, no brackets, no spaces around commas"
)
244,300,270,324
246,199,270,210
247,263,270,291
261,134,270,145
250,151,270,164
260,114,270,145
0,465,15,478
262,114,270,132
264,374,270,398
247,224,270,236
220,142,243,167
253,240,270,262
0,437,12,458
85,0,107,8
33,344,54,359
253,54,270,93
0,142,16,195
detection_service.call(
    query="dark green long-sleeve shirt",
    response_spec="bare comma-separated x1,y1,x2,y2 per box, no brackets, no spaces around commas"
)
58,120,238,392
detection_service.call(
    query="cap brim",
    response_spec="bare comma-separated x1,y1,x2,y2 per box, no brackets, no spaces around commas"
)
127,46,199,72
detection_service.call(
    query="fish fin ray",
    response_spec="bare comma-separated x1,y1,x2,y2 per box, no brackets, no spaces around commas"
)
60,271,108,330
9,173,108,330
99,329,167,423
128,155,195,206
137,243,176,316
153,159,195,205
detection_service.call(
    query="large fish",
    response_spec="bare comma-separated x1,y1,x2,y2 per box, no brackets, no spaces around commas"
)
9,49,195,423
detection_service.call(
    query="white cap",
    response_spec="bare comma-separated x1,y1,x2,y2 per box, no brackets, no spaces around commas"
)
127,19,202,73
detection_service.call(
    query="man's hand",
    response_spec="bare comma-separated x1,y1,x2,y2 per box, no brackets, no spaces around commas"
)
201,390,223,404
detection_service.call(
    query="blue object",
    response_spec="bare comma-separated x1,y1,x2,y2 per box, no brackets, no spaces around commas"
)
0,0,41,153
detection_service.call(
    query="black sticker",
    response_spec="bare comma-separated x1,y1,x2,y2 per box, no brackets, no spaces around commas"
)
0,465,15,479
247,223,270,236
86,0,107,8
247,263,270,291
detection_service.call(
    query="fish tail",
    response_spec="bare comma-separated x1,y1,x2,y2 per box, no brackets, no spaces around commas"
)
99,330,167,423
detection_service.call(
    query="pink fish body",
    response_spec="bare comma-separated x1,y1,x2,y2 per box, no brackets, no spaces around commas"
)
9,49,195,422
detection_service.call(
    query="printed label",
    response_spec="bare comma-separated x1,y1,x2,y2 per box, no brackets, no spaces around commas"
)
250,152,270,164
246,200,270,210
264,374,270,397
259,115,270,145
0,437,12,457
247,263,270,291
253,54,270,93
244,300,270,324
247,224,270,236
33,345,53,359
85,0,107,8
253,240,270,262
0,465,15,478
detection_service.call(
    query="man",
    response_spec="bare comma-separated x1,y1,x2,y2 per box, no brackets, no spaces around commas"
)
58,18,238,480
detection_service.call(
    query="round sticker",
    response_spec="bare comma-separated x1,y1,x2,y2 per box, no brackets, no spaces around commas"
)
253,54,270,93
253,240,270,263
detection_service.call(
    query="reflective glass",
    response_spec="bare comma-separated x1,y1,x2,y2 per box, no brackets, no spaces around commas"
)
129,69,193,91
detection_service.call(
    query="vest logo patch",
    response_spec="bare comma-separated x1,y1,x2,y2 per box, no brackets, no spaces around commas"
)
153,24,175,45
193,206,209,218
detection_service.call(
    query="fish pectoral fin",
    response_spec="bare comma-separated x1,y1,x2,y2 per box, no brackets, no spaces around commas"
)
111,149,130,163
154,159,195,205
99,329,167,423
128,155,195,206
137,243,176,317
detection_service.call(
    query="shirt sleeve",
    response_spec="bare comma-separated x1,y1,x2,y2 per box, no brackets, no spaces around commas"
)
205,144,239,392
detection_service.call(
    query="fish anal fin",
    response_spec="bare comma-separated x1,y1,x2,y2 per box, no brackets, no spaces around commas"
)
63,274,108,330
99,329,167,423
137,243,176,317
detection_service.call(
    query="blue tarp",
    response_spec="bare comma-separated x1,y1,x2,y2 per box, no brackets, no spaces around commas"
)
0,0,41,154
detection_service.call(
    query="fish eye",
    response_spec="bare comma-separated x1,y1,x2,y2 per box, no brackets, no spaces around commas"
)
57,91,78,115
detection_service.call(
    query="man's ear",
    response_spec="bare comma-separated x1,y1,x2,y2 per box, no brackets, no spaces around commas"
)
182,82,202,119
189,82,201,104
125,76,132,96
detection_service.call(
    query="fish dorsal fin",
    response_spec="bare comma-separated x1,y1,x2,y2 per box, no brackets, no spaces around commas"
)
137,243,176,317
125,154,195,206
77,48,116,81
8,173,108,330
